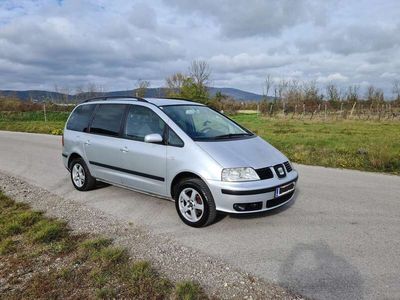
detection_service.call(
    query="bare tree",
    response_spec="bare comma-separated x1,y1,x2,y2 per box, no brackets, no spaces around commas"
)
326,83,341,102
163,61,213,101
346,85,359,102
165,72,186,94
135,79,150,97
60,86,71,103
276,79,289,100
366,85,375,101
284,79,299,104
189,60,211,89
392,80,400,101
86,83,100,98
53,84,71,103
264,74,273,97
74,85,85,103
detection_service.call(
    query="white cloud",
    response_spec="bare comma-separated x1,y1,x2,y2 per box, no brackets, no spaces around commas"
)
316,73,349,83
209,53,293,73
0,0,399,96
166,0,331,38
380,72,398,79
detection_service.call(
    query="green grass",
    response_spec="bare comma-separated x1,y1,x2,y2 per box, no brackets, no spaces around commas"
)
0,190,207,299
0,238,15,254
175,281,207,300
0,111,68,134
231,114,400,174
30,219,68,243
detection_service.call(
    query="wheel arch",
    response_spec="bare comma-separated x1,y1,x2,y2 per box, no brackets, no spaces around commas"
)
67,153,83,170
170,171,204,199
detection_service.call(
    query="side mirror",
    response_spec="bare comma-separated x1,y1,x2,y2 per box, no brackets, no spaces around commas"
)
144,133,163,143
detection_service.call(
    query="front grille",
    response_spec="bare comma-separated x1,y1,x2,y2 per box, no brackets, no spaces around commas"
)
255,167,274,180
284,161,292,172
266,191,294,208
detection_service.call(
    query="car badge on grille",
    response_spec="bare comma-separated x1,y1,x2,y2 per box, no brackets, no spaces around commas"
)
277,167,285,176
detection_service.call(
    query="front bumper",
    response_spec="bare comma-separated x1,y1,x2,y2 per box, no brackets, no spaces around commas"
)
207,170,298,214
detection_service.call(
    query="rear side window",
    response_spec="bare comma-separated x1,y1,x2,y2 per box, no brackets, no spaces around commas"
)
90,104,126,137
66,104,95,132
123,105,165,141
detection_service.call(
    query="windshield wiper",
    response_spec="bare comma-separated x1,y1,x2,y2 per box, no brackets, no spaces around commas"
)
213,133,252,139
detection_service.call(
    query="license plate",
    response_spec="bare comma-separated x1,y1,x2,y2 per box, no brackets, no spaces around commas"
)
275,182,295,197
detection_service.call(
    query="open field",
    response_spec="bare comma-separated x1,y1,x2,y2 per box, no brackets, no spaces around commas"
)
0,110,399,174
232,114,400,174
0,190,205,299
0,111,68,135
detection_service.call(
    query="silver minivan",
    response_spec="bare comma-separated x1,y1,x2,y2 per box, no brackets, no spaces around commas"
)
62,96,298,227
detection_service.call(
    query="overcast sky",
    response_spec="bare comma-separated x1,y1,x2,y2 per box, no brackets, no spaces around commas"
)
0,0,399,96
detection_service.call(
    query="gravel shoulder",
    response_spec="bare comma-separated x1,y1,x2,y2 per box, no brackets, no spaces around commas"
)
0,171,302,299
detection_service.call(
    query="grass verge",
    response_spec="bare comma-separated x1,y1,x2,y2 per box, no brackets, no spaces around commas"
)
0,190,207,299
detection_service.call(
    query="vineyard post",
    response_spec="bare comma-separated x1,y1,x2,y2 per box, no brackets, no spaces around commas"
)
340,102,344,119
292,104,297,119
350,102,356,118
43,102,47,123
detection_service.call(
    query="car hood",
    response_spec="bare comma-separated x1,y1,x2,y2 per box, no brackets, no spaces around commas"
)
196,136,287,169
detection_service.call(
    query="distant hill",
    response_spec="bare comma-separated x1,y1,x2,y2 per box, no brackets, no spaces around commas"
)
0,90,72,102
207,87,267,101
0,87,269,102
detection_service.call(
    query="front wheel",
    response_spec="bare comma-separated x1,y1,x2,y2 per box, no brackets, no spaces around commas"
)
70,158,96,191
175,178,216,227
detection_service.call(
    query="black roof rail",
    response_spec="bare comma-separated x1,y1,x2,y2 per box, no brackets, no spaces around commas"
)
83,95,148,103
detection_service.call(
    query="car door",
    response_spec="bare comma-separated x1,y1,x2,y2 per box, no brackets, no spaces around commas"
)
119,105,167,196
64,103,96,160
84,103,127,184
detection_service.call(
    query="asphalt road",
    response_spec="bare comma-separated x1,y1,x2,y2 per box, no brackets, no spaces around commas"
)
1,130,399,299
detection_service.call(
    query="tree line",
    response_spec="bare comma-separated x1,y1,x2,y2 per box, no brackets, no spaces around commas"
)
1,59,400,119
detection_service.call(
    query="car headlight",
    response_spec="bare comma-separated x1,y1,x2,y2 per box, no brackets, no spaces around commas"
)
221,167,260,182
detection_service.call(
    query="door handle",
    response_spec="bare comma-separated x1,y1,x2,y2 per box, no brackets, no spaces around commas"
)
84,140,91,146
120,147,129,153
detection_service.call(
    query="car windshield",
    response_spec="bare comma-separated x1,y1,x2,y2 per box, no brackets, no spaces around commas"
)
160,105,252,141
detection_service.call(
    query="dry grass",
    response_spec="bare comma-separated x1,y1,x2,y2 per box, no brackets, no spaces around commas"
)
0,191,207,299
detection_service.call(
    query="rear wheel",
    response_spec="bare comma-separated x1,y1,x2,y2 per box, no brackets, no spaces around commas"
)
175,178,216,227
70,158,96,191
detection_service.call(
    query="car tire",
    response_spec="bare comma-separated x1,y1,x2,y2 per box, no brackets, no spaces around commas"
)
175,178,217,227
70,158,96,191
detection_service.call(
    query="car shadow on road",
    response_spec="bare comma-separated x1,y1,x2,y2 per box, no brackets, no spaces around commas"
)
92,181,111,190
278,241,364,300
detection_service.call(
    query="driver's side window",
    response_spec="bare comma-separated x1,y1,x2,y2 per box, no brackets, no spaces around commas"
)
123,105,165,142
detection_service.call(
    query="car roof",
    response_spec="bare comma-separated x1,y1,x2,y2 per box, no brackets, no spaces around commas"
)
144,97,203,106
80,97,204,107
